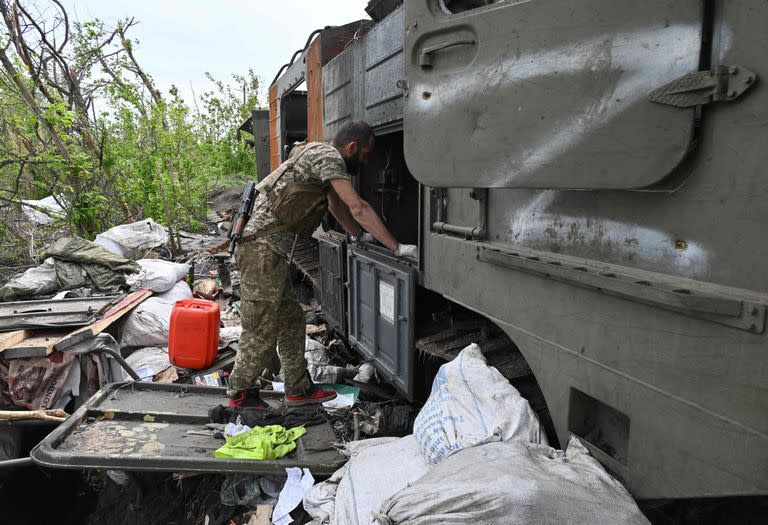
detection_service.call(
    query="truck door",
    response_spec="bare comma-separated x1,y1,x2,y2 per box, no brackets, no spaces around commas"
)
347,246,415,398
403,0,707,189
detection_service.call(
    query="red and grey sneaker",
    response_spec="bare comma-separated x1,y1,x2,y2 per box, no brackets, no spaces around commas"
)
228,389,268,409
285,385,337,407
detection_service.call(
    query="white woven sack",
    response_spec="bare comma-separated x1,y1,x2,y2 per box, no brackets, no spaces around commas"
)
375,438,650,525
412,343,546,465
119,281,191,348
304,436,431,525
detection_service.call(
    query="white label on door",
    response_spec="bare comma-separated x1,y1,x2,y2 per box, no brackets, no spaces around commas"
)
379,281,395,324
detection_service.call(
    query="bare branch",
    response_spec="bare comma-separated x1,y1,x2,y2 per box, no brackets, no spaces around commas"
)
49,0,68,53
117,17,164,109
0,45,73,165
3,1,57,103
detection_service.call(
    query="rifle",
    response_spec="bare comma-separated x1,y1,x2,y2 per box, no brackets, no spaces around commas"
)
227,181,257,256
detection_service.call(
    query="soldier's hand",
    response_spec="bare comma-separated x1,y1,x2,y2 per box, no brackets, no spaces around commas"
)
393,243,418,260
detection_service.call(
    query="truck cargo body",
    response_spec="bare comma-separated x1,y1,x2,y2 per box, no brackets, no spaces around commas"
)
265,1,767,499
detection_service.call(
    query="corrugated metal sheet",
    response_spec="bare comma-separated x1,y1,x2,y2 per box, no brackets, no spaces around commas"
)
323,6,404,138
363,5,404,127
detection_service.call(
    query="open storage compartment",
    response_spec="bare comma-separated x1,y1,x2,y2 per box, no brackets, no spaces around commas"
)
353,130,419,247
317,129,420,398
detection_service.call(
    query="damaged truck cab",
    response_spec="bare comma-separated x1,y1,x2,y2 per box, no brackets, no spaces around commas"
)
257,0,768,500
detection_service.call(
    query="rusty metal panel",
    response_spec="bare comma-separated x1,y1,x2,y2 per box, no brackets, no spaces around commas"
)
403,0,704,189
306,38,325,142
268,84,279,171
319,20,372,64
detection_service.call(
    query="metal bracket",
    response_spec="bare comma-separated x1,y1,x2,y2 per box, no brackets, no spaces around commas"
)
396,78,409,97
478,244,767,333
419,39,476,68
649,65,757,108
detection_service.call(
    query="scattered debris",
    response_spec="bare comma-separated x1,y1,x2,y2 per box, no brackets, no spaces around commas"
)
193,277,220,299
122,347,171,381
273,467,315,525
304,343,649,525
0,408,68,422
153,366,178,383
305,323,327,340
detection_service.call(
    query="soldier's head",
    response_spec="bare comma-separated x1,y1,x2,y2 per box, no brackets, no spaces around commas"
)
332,120,375,173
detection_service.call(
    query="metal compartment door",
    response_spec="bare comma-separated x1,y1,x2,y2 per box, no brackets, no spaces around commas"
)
318,233,346,336
403,0,705,189
347,246,415,398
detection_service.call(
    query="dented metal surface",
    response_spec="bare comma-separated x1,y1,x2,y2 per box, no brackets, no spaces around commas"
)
404,0,706,189
409,0,768,499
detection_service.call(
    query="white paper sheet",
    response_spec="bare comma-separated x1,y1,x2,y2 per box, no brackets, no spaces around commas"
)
272,467,315,525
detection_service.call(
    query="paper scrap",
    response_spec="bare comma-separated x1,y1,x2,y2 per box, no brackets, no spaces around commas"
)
322,392,356,410
272,467,314,525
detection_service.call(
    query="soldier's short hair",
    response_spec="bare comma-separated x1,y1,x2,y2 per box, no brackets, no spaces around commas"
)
333,120,374,148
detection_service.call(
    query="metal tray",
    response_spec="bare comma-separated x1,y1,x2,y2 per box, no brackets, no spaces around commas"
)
31,382,346,475
0,295,119,331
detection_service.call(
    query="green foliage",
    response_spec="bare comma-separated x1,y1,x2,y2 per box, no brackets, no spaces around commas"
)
0,10,263,245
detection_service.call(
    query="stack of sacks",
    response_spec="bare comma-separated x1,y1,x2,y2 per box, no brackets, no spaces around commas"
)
303,344,649,525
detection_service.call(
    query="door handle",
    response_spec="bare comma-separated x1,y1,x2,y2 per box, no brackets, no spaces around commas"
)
420,39,476,68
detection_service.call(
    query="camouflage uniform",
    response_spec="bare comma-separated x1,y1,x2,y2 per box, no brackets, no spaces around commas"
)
227,142,350,396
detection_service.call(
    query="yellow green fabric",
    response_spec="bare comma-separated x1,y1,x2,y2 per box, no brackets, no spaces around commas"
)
213,425,306,460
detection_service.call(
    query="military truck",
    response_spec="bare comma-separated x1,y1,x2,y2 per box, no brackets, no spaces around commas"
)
256,0,766,501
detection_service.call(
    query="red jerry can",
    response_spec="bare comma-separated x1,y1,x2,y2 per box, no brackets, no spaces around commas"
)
168,298,220,369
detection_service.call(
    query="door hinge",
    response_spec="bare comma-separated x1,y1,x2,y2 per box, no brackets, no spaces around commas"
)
649,65,757,108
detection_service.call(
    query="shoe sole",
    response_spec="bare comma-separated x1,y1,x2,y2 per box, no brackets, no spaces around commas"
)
285,391,338,407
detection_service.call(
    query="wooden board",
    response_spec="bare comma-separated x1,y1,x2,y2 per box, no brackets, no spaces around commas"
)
54,289,153,351
0,330,31,353
2,333,69,359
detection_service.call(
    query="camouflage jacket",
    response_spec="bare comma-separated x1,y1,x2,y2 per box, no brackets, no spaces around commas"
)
244,141,350,255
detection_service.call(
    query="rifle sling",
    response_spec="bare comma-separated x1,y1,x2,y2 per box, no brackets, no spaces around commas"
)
239,223,293,244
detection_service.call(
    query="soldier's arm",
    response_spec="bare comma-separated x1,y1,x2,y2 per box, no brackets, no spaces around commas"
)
327,187,363,237
328,178,398,251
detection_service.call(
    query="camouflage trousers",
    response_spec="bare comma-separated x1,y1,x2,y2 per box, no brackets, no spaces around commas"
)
227,241,311,396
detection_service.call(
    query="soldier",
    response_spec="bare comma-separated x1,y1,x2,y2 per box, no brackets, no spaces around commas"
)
228,120,417,407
